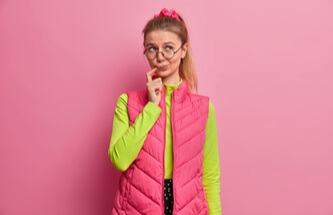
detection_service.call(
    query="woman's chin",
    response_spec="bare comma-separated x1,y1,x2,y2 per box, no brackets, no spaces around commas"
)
157,69,169,76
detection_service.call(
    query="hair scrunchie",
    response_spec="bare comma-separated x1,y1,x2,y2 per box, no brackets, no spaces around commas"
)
154,8,181,21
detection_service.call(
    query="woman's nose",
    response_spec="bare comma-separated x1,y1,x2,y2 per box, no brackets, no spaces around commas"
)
156,51,165,62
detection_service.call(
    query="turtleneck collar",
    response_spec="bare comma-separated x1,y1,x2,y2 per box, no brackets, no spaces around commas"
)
163,77,183,92
157,77,189,103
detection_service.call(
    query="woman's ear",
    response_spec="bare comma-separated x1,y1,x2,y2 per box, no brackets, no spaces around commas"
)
181,42,188,59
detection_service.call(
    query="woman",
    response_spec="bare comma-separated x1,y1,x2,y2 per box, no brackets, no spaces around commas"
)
108,8,222,215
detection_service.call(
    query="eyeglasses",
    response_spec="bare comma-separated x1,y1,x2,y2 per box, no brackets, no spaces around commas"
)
143,44,183,60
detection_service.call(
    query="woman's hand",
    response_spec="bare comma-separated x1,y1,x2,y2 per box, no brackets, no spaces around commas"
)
146,67,163,106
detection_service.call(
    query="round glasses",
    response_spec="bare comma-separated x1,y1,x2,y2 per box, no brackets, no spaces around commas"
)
143,45,183,60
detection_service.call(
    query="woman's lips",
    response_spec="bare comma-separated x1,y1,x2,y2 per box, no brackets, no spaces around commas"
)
157,65,168,71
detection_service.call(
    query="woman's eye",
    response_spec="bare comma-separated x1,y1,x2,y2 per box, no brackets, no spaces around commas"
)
165,46,174,50
148,47,157,52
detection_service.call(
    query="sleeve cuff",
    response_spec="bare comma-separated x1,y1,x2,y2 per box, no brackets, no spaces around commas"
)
144,101,162,116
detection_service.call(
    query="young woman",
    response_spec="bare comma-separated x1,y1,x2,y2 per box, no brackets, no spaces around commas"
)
108,8,222,215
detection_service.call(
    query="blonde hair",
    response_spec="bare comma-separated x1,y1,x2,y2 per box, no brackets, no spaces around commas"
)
142,11,198,93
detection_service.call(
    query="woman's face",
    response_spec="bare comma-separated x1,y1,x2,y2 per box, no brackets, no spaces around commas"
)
144,30,188,79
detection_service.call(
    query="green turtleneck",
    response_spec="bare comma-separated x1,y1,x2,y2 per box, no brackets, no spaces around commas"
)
108,78,222,214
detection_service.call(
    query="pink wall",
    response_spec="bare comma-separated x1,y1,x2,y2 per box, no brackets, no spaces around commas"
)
1,0,332,214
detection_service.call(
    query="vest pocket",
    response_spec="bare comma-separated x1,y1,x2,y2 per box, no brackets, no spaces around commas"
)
121,165,135,210
194,177,208,214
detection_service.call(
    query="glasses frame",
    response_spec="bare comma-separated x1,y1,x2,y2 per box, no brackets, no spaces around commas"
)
143,44,183,60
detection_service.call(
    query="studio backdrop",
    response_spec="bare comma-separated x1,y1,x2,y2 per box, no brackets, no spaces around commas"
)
1,0,332,215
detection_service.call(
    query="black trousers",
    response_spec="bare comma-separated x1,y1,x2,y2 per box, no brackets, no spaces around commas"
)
164,179,174,215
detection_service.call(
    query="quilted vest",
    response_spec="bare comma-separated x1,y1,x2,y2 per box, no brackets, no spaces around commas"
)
111,79,210,215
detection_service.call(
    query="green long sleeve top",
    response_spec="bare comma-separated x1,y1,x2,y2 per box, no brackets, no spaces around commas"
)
108,78,222,214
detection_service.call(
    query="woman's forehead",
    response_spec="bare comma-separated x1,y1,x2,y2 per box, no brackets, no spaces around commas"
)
145,30,181,45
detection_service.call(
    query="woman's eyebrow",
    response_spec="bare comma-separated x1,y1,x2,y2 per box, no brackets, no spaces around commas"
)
164,41,176,45
145,41,176,46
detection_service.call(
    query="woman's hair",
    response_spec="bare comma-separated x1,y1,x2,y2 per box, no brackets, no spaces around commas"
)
142,10,198,93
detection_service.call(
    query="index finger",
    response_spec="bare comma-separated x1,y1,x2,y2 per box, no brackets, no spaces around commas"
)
146,67,158,82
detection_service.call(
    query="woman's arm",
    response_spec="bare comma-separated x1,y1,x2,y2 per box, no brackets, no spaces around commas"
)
108,93,161,172
203,99,222,214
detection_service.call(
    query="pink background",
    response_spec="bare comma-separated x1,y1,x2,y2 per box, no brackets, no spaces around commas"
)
1,0,333,214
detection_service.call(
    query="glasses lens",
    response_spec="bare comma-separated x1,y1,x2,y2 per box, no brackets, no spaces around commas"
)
163,49,174,59
144,47,176,60
145,49,156,59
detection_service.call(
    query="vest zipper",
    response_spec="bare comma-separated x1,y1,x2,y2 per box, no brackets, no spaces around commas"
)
162,89,166,215
163,89,176,214
171,91,176,215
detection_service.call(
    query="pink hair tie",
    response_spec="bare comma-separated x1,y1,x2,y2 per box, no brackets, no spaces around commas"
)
154,8,181,21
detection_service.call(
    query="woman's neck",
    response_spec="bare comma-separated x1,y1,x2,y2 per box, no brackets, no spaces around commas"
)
162,72,181,86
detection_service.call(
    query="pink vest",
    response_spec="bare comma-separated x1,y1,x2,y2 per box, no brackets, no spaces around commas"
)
112,79,210,215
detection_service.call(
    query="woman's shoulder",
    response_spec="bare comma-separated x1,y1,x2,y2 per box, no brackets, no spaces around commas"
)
117,92,128,101
115,92,128,109
116,88,146,106
118,92,128,100
190,92,211,104
208,98,216,113
196,92,216,110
